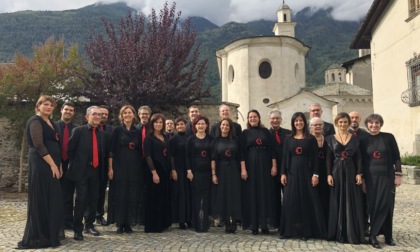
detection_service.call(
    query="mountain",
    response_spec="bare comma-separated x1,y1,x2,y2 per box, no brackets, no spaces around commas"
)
0,3,360,100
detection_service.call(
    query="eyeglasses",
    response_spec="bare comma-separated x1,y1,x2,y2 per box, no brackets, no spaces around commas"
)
90,113,102,117
311,124,323,127
310,109,321,113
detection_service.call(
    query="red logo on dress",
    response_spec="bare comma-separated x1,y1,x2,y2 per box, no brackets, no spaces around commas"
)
129,142,135,150
163,148,167,157
318,151,324,159
373,151,381,159
225,149,231,157
295,147,302,155
341,151,348,159
201,150,207,157
256,138,263,145
55,133,60,141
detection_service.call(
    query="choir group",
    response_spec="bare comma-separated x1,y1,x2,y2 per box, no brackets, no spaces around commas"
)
17,95,402,250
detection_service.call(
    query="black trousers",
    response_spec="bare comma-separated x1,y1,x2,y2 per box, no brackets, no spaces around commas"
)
60,159,75,225
73,167,99,233
96,169,108,217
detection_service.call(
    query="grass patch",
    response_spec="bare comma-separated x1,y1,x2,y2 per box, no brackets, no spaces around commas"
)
401,155,420,166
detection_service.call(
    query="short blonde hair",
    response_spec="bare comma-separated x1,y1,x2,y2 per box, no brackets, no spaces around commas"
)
35,95,57,113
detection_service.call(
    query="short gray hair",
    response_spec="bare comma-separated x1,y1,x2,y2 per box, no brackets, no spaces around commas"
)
309,117,323,126
86,106,100,115
138,105,152,114
269,109,282,118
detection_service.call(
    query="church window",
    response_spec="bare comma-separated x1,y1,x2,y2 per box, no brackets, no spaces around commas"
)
283,14,287,22
338,72,342,81
294,63,299,79
259,61,272,79
402,53,420,106
228,65,235,83
331,73,335,82
263,98,270,104
409,0,420,17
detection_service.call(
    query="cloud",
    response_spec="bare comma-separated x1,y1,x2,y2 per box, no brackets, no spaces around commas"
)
0,0,374,25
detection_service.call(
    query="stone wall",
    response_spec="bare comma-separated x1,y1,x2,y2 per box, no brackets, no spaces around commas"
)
402,165,420,185
0,118,26,189
0,102,240,189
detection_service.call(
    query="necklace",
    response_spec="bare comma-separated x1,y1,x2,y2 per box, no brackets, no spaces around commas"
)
337,132,349,145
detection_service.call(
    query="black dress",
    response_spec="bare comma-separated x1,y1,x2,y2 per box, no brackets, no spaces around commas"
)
326,135,365,244
362,132,401,239
211,137,241,223
279,136,326,239
185,134,212,232
317,138,330,227
144,134,171,232
109,125,141,227
240,127,277,231
18,115,64,249
168,132,192,225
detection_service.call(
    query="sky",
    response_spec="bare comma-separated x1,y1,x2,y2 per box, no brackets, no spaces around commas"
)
0,0,374,26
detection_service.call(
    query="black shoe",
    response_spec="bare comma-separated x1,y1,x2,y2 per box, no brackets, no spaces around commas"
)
116,225,124,234
369,236,381,249
252,229,259,235
261,229,269,234
179,223,186,230
74,232,84,241
385,238,396,246
231,223,237,234
85,227,100,236
96,216,107,226
125,225,133,234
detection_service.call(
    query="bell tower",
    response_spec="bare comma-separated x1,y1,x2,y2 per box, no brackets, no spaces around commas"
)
273,0,296,37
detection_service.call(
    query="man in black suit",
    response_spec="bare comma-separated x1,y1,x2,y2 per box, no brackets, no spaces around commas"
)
165,119,175,140
349,110,370,236
185,105,200,136
95,105,113,226
309,103,335,136
67,106,107,241
268,109,291,227
55,101,77,230
136,105,151,225
209,104,242,138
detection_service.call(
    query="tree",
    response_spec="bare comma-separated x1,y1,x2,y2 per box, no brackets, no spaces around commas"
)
0,37,87,192
83,1,209,112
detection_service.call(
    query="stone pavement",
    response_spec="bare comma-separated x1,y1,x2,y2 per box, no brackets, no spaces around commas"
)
1,184,419,252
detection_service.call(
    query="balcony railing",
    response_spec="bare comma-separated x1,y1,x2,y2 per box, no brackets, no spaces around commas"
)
401,85,420,106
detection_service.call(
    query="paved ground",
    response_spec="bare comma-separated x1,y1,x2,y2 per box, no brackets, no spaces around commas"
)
1,184,419,252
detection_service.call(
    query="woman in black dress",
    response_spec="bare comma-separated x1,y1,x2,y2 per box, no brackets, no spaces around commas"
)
240,109,277,235
18,95,64,249
107,105,141,234
326,112,365,244
309,117,330,227
211,118,241,233
363,114,401,249
169,117,192,229
186,115,212,232
144,113,171,233
280,112,326,240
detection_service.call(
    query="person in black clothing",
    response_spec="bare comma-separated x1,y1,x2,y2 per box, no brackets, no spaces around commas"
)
211,118,241,233
280,112,326,241
144,113,171,233
169,117,191,229
349,111,370,237
165,119,175,140
185,105,200,136
309,103,335,137
362,114,402,249
209,104,242,138
17,95,64,249
107,105,141,234
54,101,76,230
95,105,113,226
135,105,152,225
186,115,212,232
268,109,291,228
66,106,107,241
240,109,278,235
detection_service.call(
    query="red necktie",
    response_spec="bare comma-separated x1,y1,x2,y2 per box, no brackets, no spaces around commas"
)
353,131,358,136
142,125,146,157
92,127,99,168
62,124,69,161
275,130,281,144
